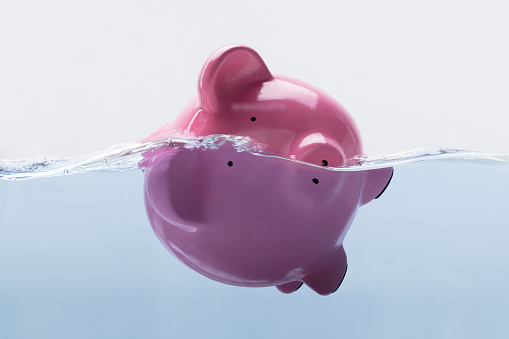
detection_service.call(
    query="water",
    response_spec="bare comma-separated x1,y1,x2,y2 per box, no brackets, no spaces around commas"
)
1,137,509,339
1,134,508,180
0,135,263,181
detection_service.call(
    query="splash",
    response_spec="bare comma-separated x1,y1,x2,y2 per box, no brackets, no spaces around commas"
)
0,135,508,180
0,135,262,180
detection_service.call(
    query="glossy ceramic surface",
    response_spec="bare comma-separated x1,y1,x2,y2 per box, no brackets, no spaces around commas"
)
143,45,393,295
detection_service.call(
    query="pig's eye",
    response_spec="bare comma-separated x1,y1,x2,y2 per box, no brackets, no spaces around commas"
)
250,116,256,122
312,178,319,184
321,159,328,166
227,161,233,167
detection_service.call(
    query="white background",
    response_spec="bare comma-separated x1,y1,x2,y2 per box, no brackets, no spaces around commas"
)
1,1,508,159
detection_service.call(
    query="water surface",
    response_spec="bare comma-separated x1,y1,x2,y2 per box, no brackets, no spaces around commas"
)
0,137,508,339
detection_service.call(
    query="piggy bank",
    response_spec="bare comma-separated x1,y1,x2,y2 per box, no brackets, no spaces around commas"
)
143,45,393,295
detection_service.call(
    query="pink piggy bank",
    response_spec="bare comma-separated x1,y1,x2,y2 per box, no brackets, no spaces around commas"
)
143,45,393,295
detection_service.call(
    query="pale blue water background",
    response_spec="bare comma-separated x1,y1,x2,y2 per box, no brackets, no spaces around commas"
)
1,160,509,338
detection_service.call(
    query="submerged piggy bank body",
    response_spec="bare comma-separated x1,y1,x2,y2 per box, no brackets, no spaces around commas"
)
143,45,393,295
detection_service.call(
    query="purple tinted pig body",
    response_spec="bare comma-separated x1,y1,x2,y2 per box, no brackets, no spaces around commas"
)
143,45,393,295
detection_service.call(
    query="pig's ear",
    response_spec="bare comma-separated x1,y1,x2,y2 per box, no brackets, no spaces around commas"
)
360,168,394,206
199,45,273,112
145,150,204,228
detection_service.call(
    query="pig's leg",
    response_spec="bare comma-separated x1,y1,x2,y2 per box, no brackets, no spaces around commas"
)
302,245,348,296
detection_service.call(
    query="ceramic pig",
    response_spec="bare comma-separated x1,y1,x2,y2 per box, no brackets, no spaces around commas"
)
143,45,393,295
